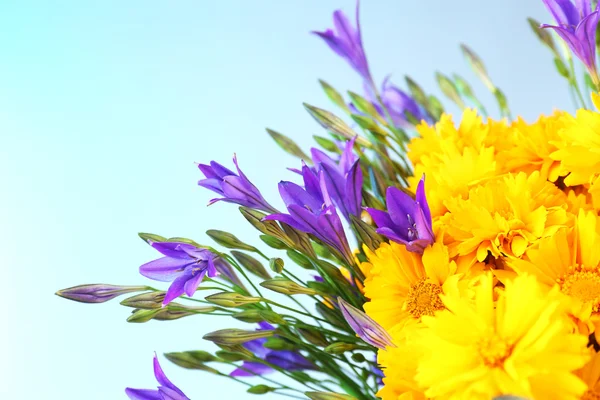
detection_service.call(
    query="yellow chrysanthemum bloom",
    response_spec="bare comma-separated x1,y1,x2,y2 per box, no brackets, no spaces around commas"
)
362,241,461,332
443,170,570,262
508,210,600,332
414,273,590,400
407,110,505,218
498,112,567,181
577,349,600,400
377,325,426,400
551,106,600,209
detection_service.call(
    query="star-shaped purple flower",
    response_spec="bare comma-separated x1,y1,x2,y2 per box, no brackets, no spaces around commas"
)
313,2,373,86
126,354,189,400
264,165,354,265
365,176,434,253
139,242,219,305
198,155,277,213
541,0,600,82
311,137,363,222
231,322,315,377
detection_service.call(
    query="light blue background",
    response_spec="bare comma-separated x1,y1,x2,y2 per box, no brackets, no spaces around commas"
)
2,0,575,399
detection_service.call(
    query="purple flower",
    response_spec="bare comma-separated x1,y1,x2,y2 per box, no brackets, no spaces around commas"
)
313,2,373,85
311,137,363,222
231,322,315,377
541,0,600,81
337,298,394,350
365,176,434,254
198,155,277,213
352,78,430,128
126,354,189,400
264,166,354,265
139,242,220,305
55,284,148,304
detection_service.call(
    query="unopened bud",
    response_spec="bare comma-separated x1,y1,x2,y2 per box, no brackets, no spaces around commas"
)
286,249,313,270
305,391,358,400
247,385,275,395
203,328,274,345
206,229,257,252
260,278,317,296
215,344,254,359
324,342,359,354
215,350,250,362
120,291,165,309
231,251,271,280
263,337,296,351
205,292,262,307
233,309,286,325
56,284,148,304
127,308,160,323
298,327,329,347
351,353,366,363
163,351,219,373
269,258,285,273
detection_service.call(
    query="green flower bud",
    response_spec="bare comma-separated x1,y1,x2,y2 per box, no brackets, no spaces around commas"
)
286,249,314,269
263,337,297,351
163,351,219,373
126,308,160,323
120,291,166,309
205,292,262,307
215,350,250,362
266,128,310,160
260,277,317,296
298,327,329,347
351,353,366,363
231,251,271,280
324,342,359,354
269,257,285,273
247,385,275,395
206,229,257,252
261,235,289,250
203,329,274,345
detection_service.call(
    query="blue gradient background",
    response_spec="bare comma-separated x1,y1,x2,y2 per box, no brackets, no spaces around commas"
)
3,1,574,399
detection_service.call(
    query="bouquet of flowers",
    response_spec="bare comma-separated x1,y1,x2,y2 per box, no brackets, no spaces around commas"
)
57,1,600,399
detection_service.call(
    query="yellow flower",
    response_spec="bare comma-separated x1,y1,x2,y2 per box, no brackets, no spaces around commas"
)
443,171,569,262
508,210,600,332
414,273,589,400
362,242,461,332
407,110,505,218
377,325,427,400
576,349,600,400
551,108,600,209
498,112,567,181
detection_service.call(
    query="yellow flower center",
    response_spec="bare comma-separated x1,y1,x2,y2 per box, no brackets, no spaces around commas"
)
477,335,512,367
558,265,600,312
582,390,600,400
406,279,444,318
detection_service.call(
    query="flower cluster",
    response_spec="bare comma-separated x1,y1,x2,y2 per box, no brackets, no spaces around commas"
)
364,102,600,399
56,1,600,399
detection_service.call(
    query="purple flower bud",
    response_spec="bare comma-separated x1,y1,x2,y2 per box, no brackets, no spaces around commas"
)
313,2,374,86
230,322,316,377
541,0,600,82
56,284,148,304
311,137,363,222
139,242,220,305
264,168,354,265
337,298,394,350
198,154,277,213
126,353,189,400
365,175,434,254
